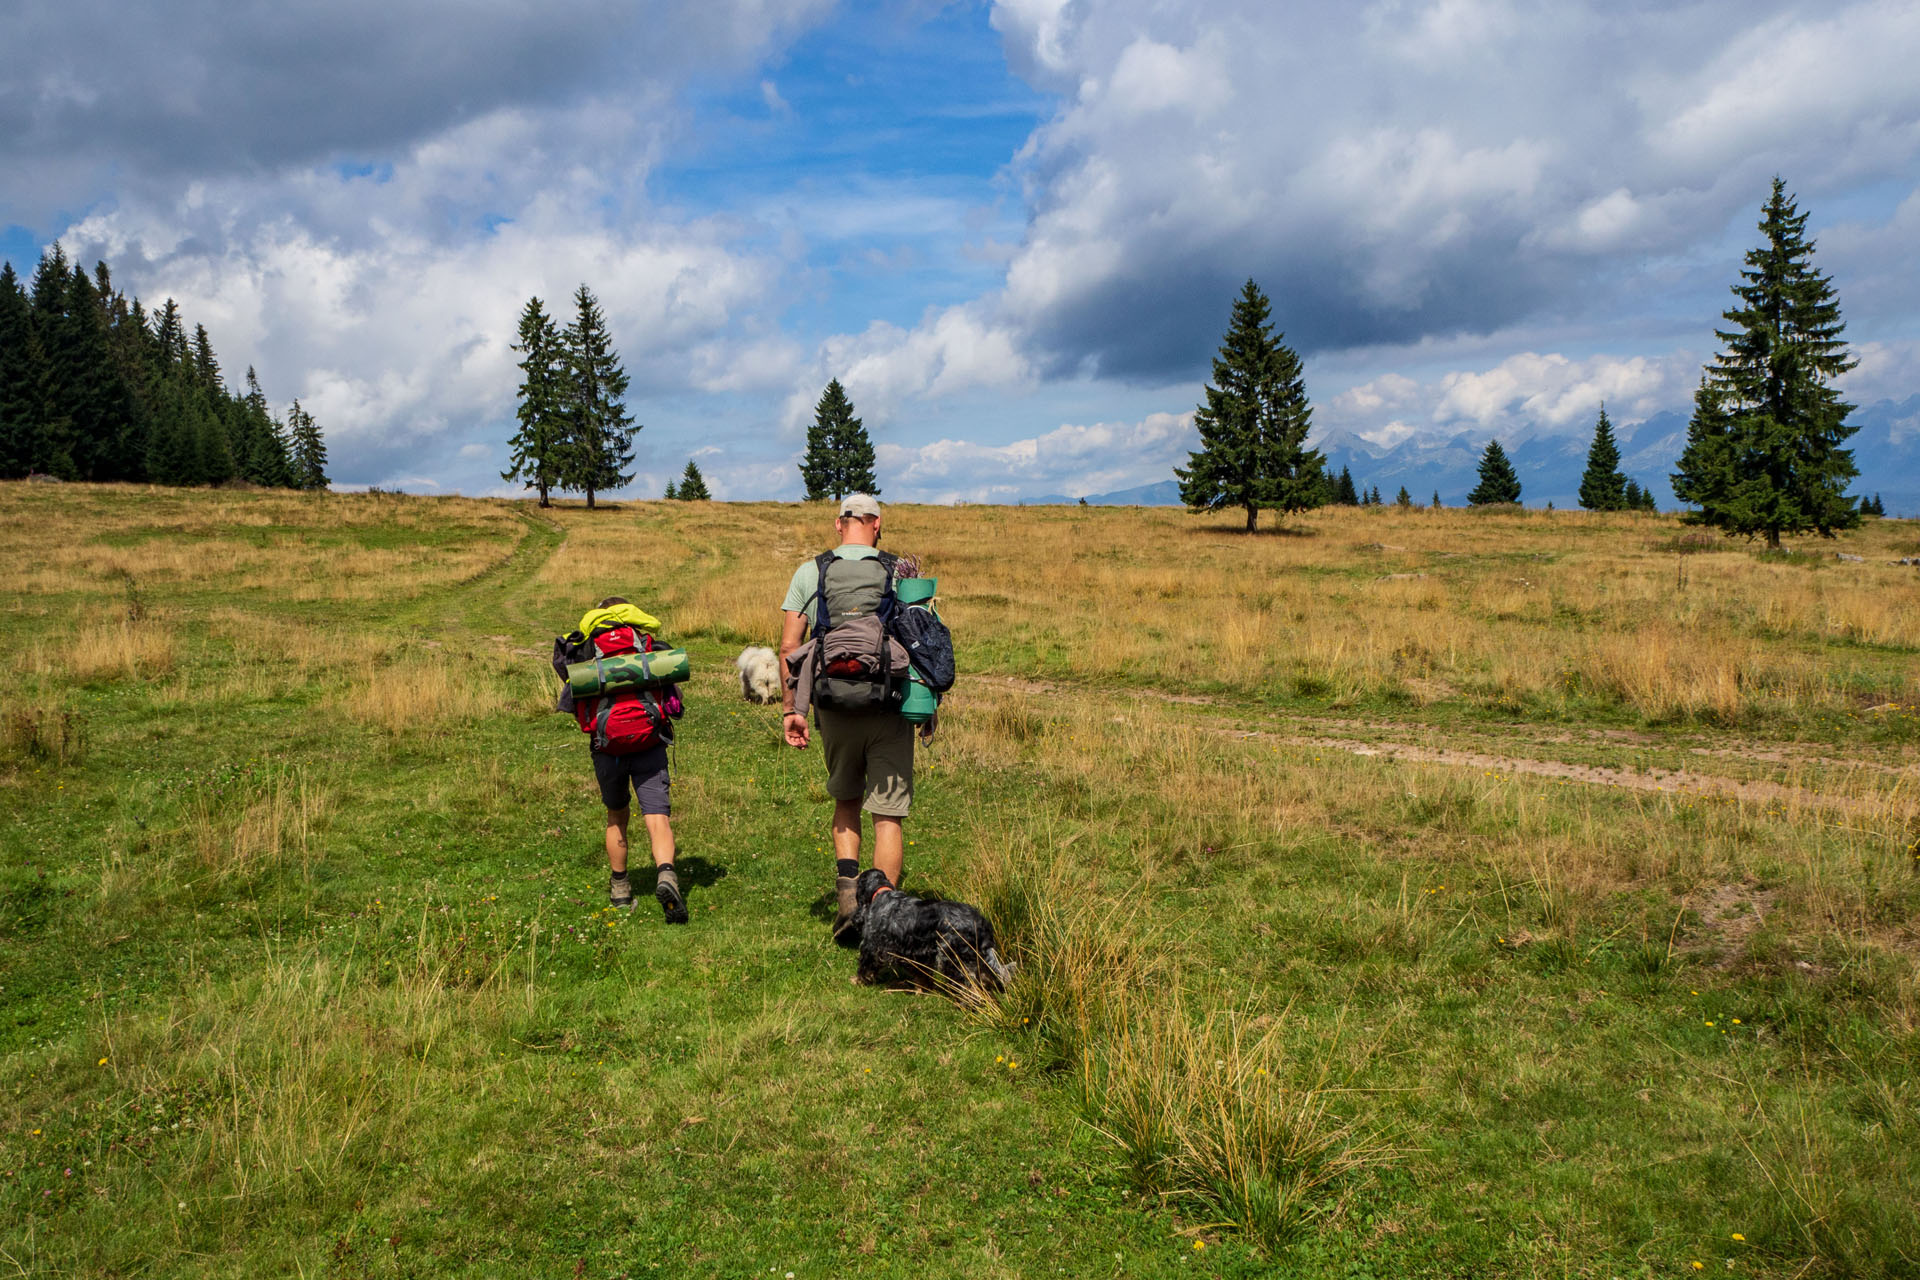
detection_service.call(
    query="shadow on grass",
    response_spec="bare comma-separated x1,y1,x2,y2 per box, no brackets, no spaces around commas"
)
1189,521,1319,538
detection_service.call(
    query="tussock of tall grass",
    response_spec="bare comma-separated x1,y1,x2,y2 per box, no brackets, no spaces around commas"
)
185,769,329,878
27,615,178,683
0,700,87,765
961,818,1396,1253
1084,1002,1397,1247
340,652,550,732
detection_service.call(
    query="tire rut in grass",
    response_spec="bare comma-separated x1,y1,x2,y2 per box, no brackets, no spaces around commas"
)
972,673,1908,817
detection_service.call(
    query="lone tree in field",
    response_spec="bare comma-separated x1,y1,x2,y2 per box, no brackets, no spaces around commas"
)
287,400,328,490
558,285,638,510
1467,439,1521,505
674,459,711,500
1577,405,1627,510
799,378,879,500
1333,466,1359,506
1672,179,1859,548
502,296,567,507
1395,485,1413,508
1177,279,1325,532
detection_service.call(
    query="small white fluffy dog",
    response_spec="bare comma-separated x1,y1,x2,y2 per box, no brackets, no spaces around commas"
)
736,646,780,704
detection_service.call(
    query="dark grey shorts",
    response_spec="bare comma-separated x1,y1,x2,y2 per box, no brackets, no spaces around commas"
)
592,745,671,815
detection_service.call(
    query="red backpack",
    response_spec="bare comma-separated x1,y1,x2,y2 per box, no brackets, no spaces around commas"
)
565,625,682,755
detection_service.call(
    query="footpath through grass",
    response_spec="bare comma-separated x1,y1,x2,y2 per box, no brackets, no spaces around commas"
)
1,484,1916,1278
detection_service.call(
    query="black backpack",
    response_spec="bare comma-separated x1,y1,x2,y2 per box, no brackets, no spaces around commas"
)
890,599,954,693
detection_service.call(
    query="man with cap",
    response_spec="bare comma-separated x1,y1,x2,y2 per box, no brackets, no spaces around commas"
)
778,494,932,945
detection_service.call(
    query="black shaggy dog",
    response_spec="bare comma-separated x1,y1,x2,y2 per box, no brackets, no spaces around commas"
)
852,868,1017,992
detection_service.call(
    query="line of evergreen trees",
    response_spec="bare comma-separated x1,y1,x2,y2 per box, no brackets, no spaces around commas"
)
0,245,325,488
502,286,639,509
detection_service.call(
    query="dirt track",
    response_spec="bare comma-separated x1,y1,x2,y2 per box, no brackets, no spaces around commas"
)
972,674,1916,818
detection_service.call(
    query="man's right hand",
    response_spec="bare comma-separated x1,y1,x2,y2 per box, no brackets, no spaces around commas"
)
783,711,810,749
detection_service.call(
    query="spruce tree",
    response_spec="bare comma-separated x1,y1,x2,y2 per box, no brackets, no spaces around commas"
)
0,262,49,479
1467,439,1522,505
1176,279,1325,531
800,380,880,499
1623,479,1645,510
1334,466,1359,506
287,400,329,490
800,379,849,500
663,478,678,500
1431,490,1442,509
240,368,293,486
676,459,711,501
557,285,637,509
1395,485,1412,508
502,296,567,506
1577,404,1627,510
1672,179,1859,548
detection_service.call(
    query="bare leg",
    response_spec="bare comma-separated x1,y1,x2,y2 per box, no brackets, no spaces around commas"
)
604,807,630,873
872,814,905,886
832,798,863,868
642,813,676,867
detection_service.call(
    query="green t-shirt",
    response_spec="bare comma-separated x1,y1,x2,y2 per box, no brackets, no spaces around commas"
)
782,544,882,616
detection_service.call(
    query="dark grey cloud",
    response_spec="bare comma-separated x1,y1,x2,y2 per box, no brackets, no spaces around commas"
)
984,0,1920,379
0,0,833,221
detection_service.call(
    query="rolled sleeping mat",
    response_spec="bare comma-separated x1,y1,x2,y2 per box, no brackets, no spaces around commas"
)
566,648,690,698
900,667,939,724
895,576,936,605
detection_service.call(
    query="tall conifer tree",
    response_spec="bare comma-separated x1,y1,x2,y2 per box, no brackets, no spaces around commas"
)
1467,440,1522,505
799,379,878,499
288,400,329,490
557,285,636,509
675,459,711,500
1334,466,1359,506
1577,405,1627,510
0,262,50,478
502,296,567,506
1672,179,1859,547
1177,280,1324,531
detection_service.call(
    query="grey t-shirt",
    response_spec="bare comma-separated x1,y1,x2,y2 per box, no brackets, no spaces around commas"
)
781,544,883,617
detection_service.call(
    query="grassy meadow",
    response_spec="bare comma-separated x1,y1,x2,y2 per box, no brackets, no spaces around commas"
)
1,482,1917,1278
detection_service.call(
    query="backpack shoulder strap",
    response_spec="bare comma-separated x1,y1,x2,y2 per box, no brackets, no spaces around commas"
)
810,550,836,636
876,551,899,619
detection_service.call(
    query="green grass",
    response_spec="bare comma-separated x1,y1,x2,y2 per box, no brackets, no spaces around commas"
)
2,489,1916,1278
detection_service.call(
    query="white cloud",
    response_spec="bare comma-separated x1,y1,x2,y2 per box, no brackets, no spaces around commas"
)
62,102,794,480
1320,349,1700,445
788,304,1036,433
877,410,1195,503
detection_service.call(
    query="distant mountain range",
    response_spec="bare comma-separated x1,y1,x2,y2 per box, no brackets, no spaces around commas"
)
1016,395,1920,515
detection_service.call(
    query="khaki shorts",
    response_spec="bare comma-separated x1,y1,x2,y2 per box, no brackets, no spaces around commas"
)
816,706,914,817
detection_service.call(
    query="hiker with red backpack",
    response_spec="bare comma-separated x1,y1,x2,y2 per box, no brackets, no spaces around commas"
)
552,597,690,922
779,494,947,946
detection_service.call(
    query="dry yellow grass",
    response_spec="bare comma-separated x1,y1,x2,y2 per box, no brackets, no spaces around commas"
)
185,769,330,878
0,482,522,603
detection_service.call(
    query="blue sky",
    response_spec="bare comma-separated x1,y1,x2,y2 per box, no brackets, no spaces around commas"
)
3,0,1918,500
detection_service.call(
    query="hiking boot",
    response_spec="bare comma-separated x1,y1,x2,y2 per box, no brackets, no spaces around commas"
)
609,872,635,910
832,874,861,948
655,866,689,925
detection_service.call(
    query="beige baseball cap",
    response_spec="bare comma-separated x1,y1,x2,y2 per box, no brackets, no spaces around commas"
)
838,493,881,519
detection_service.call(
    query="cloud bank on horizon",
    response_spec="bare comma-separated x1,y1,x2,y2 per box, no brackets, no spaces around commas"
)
3,0,1917,502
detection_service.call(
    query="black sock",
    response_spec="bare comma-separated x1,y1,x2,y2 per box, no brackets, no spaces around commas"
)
836,858,859,880
611,870,629,882
656,862,676,878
